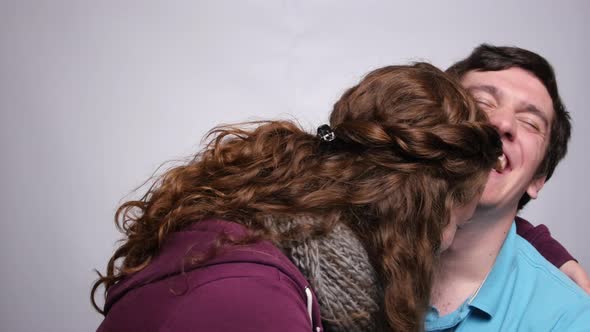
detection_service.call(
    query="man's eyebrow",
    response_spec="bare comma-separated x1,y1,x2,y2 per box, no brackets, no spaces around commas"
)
523,104,550,129
466,85,500,98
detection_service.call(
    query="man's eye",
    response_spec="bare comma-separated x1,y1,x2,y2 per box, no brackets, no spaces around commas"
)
520,119,540,131
475,99,493,108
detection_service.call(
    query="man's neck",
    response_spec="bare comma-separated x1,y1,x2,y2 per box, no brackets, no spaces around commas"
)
430,206,516,316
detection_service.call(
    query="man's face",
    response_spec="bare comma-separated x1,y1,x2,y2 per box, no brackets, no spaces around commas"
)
461,68,554,214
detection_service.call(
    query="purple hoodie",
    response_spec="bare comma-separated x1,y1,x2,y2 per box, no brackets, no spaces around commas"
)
515,216,576,268
98,219,323,332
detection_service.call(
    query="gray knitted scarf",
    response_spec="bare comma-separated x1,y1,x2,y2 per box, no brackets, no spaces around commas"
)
267,217,381,332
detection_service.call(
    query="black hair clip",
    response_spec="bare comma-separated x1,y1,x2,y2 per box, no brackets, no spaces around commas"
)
317,124,335,142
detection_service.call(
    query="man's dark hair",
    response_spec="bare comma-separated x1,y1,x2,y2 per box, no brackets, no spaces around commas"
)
447,44,572,210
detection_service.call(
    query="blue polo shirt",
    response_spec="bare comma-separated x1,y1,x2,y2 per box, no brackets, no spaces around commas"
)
426,222,590,331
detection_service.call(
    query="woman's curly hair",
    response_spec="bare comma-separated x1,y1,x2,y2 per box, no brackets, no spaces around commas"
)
92,63,502,331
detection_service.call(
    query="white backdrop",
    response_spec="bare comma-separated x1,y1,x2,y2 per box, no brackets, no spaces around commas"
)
1,1,588,331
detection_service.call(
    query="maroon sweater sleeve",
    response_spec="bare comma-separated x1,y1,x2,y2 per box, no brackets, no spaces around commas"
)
515,216,576,268
163,275,313,331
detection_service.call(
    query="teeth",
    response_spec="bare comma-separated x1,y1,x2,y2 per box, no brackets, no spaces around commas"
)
495,154,507,172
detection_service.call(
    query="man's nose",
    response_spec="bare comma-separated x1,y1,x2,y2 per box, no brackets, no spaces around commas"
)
488,109,516,141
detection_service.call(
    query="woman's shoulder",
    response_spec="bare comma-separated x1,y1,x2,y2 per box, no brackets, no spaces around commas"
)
99,219,323,332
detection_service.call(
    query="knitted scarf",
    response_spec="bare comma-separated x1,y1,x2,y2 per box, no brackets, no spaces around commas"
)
268,217,381,332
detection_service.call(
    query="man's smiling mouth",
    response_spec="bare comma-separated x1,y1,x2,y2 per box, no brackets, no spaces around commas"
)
494,153,510,173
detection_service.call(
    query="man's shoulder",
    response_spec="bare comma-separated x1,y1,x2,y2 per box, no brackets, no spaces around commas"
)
514,234,586,299
475,234,590,331
512,234,590,327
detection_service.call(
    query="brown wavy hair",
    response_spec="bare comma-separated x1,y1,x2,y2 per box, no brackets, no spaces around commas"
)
92,63,502,331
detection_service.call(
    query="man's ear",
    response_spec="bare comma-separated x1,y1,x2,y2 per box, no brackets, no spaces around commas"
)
526,175,547,200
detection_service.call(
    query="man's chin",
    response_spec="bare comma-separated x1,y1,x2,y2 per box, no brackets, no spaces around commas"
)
474,195,504,215
478,187,502,207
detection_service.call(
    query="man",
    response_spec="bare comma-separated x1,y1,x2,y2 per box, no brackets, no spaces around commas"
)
427,45,590,331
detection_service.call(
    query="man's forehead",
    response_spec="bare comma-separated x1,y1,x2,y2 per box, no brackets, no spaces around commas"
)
460,68,555,123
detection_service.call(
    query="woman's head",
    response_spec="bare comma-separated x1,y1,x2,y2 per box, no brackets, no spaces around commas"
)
328,63,500,241
330,63,497,199
321,63,502,330
92,63,501,331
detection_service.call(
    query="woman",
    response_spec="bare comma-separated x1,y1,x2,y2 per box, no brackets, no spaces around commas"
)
92,63,502,331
